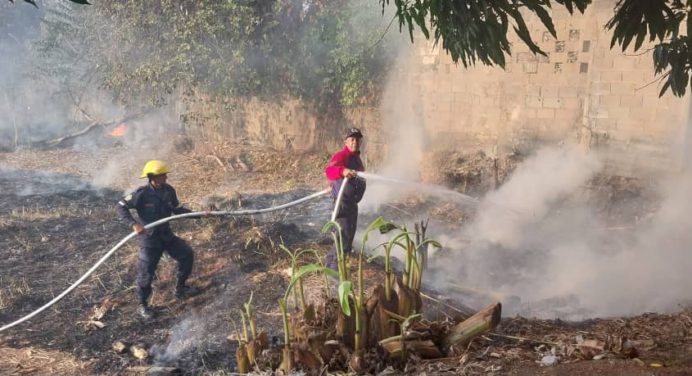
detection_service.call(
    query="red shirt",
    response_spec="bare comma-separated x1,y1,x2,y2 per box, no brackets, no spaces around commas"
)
325,146,364,179
324,146,366,201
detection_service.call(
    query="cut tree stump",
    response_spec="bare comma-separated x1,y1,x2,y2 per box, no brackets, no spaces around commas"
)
441,302,502,355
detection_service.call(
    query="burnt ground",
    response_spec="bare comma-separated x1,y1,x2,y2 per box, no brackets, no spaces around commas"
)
0,144,691,375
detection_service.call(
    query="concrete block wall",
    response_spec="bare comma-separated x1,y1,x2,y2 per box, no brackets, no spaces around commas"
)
411,0,690,174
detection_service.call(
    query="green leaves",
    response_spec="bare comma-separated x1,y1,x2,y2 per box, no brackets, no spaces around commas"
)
282,262,351,316
380,0,689,97
606,0,676,51
605,0,690,97
243,291,254,314
338,280,353,316
38,0,388,109
285,263,338,302
381,0,590,67
652,38,690,97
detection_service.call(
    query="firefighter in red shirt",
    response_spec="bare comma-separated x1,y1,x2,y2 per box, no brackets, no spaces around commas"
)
324,128,367,269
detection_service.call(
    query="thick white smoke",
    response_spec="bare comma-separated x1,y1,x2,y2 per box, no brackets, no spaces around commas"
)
423,145,692,319
363,38,692,318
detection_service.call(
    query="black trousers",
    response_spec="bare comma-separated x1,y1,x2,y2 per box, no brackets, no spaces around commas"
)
326,203,358,268
136,235,193,304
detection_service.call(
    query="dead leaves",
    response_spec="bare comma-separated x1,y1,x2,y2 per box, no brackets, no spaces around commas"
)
77,301,116,331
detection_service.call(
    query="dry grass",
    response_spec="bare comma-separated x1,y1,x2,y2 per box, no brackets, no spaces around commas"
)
0,290,6,312
8,205,86,221
6,277,32,297
0,277,33,312
0,346,93,375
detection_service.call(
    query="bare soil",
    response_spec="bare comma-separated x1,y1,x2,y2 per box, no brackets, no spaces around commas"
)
0,143,690,375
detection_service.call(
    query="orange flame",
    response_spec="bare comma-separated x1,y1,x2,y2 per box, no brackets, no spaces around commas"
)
110,124,127,137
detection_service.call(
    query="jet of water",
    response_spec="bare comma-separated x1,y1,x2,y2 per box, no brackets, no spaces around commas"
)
356,171,480,206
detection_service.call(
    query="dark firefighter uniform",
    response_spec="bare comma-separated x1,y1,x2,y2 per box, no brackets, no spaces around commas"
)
324,130,366,268
117,183,193,305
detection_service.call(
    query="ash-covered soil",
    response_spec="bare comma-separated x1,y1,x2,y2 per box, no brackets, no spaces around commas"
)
0,145,691,376
0,165,332,374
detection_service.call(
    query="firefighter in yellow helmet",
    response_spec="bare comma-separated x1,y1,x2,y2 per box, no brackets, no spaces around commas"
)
117,160,198,319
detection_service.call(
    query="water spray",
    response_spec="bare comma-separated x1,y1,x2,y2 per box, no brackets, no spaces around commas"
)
0,189,330,333
356,171,479,206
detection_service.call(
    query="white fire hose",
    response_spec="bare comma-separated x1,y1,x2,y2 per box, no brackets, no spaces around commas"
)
0,188,331,332
331,177,349,221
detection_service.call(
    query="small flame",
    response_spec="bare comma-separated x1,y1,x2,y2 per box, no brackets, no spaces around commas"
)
110,124,127,137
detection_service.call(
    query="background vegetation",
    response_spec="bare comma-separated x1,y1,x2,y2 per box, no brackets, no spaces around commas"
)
34,0,398,110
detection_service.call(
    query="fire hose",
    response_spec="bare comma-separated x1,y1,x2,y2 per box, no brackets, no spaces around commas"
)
0,188,332,333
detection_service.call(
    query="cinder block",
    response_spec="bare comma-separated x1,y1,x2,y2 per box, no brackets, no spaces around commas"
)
593,118,617,131
525,85,541,96
552,52,567,63
453,92,471,103
642,95,663,108
590,82,611,95
609,107,631,119
589,95,601,107
599,70,623,82
540,85,560,97
564,62,583,75
452,101,472,113
528,71,553,84
562,97,582,109
543,97,563,109
596,56,615,69
622,70,646,82
482,97,500,107
589,109,609,119
559,85,582,97
523,62,539,74
554,110,579,124
617,118,644,129
610,82,637,95
619,95,644,107
526,96,543,108
521,108,538,119
629,107,655,122
536,108,556,119
483,84,501,96
599,95,621,107
612,56,638,70
451,80,467,93
437,79,453,93
438,99,455,112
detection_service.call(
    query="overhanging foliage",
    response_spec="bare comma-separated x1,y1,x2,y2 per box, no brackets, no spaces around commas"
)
606,0,691,97
380,0,590,67
32,0,396,109
384,0,692,97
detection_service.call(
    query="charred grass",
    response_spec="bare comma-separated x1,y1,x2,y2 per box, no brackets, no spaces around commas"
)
1,147,691,375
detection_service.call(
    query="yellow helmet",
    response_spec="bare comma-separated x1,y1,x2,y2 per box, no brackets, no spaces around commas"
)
140,160,170,178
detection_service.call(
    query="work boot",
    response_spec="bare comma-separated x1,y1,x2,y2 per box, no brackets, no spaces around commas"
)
137,304,154,319
175,285,200,300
